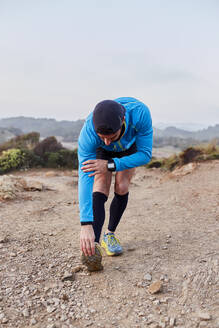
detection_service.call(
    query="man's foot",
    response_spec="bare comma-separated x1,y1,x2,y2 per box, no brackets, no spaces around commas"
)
81,243,103,272
101,233,123,256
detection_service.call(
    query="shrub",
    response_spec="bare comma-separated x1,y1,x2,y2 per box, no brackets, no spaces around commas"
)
44,149,78,169
0,132,40,152
146,143,219,171
0,149,25,174
34,136,63,157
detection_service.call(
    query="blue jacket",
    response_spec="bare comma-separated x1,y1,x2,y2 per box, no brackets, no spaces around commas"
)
78,97,153,222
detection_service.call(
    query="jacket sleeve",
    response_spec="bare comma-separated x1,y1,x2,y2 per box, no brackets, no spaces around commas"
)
113,104,153,171
77,123,99,222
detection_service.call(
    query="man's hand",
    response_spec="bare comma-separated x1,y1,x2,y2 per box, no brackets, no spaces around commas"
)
81,159,108,177
80,225,95,256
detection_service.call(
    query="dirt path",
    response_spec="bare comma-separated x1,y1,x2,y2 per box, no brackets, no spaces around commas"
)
0,161,219,328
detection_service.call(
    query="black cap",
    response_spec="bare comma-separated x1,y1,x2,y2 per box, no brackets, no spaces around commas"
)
92,100,125,135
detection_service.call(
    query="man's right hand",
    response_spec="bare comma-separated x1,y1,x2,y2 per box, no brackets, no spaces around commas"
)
80,225,95,256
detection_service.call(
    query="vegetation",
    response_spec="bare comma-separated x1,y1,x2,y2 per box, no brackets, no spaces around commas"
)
0,133,78,175
0,132,40,152
0,130,218,175
147,141,219,171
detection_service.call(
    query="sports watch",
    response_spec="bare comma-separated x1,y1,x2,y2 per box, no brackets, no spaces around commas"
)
107,159,116,172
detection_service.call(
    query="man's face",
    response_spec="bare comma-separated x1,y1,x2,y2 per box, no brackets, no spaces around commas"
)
97,128,122,146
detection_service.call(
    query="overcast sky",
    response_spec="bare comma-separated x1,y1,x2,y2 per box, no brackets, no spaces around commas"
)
0,0,219,126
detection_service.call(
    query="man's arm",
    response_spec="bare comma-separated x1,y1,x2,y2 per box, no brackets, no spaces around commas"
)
78,121,101,255
113,104,153,171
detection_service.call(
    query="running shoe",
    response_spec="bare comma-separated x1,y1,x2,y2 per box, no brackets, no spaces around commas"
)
101,233,123,256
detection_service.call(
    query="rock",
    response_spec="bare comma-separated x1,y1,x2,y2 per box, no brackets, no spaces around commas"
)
24,180,44,191
170,162,197,177
148,281,163,294
2,317,8,324
60,314,67,321
47,306,56,313
45,171,58,177
62,294,69,301
47,324,57,328
22,308,30,317
72,265,84,273
197,311,212,321
169,317,175,326
144,273,152,281
127,246,136,252
0,313,5,320
61,271,75,282
30,318,37,325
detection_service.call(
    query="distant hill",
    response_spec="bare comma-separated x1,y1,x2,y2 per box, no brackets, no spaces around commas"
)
0,117,84,142
0,117,218,147
0,127,23,144
154,124,219,140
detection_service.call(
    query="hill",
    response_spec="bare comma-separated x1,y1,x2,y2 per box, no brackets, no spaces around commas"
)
0,117,84,142
0,127,23,144
0,117,219,149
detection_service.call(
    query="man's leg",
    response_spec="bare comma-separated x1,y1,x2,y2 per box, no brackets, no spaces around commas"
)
108,168,135,233
92,172,112,243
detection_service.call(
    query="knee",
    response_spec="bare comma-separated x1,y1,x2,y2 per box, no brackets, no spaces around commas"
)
115,181,129,195
93,174,111,196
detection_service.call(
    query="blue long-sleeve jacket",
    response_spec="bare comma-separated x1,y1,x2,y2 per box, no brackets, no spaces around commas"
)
78,97,153,222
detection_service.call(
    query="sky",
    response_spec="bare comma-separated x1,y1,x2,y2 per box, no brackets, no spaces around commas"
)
0,0,219,126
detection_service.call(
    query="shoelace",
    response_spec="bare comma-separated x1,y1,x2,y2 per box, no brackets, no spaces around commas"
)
107,234,120,247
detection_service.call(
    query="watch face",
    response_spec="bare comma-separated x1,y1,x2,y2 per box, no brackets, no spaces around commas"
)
108,162,115,169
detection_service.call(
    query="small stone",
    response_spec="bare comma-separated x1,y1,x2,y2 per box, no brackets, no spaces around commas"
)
153,300,160,305
47,324,56,328
169,317,175,326
72,265,84,273
148,281,163,294
127,246,136,252
53,298,60,306
158,322,166,328
197,311,212,321
89,308,96,314
162,246,168,250
199,322,208,328
62,294,69,301
2,317,8,324
61,271,75,282
60,315,67,321
10,252,17,257
30,318,37,325
47,306,56,313
160,297,168,303
22,308,30,317
144,273,152,281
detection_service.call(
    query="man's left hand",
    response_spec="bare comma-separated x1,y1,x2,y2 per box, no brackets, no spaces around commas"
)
81,159,108,177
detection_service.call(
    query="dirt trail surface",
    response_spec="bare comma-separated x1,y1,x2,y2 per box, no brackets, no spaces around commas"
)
0,161,219,328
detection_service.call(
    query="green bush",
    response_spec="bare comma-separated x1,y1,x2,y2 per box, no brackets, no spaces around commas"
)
146,143,219,171
0,149,26,174
44,149,78,169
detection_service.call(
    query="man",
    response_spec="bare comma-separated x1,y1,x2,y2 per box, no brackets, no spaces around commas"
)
78,97,153,259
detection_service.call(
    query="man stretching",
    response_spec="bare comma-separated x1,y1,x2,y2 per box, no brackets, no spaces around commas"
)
78,97,153,259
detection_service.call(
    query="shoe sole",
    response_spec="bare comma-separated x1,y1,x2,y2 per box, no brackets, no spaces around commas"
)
101,240,123,256
81,244,103,272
